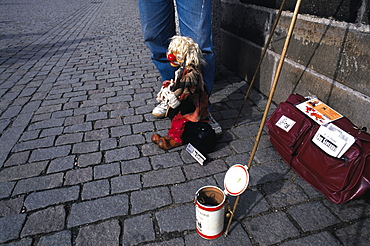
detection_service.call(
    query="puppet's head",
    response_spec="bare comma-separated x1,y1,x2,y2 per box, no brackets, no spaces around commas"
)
167,36,206,68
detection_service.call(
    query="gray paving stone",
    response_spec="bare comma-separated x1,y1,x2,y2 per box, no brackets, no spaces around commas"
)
84,128,109,141
288,201,340,232
132,122,155,134
123,214,155,246
68,194,129,228
229,138,254,154
281,231,341,246
292,176,323,199
72,141,99,154
105,146,140,162
86,111,108,121
243,211,300,245
77,152,102,167
3,151,30,167
232,188,271,219
64,167,93,185
0,214,27,243
322,199,370,222
119,134,146,147
335,217,370,246
248,161,291,186
110,125,132,137
28,118,65,130
182,159,228,180
94,118,123,129
12,173,63,195
156,204,194,233
254,147,282,164
40,126,64,137
131,187,172,214
231,124,260,139
64,115,84,126
100,138,118,150
12,136,54,152
24,186,80,211
0,125,30,165
29,145,71,162
37,231,72,246
63,122,92,133
55,133,83,145
141,143,166,156
121,157,152,174
47,155,75,173
0,196,24,217
184,223,253,245
94,162,121,179
73,107,99,117
82,180,110,200
151,152,183,170
143,167,186,187
262,180,309,208
111,174,141,194
0,161,48,182
21,205,65,237
171,177,217,204
0,181,15,198
1,238,33,246
145,238,185,246
75,220,120,246
123,115,143,124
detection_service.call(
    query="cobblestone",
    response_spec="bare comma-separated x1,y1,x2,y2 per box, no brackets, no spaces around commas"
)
20,206,65,237
68,194,129,228
24,186,80,211
0,0,369,245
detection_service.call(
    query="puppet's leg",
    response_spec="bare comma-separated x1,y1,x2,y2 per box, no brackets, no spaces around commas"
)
152,113,189,150
167,113,189,144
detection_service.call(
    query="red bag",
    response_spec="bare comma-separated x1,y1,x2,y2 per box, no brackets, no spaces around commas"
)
266,94,370,204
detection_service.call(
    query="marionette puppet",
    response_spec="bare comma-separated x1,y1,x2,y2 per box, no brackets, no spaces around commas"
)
151,36,211,150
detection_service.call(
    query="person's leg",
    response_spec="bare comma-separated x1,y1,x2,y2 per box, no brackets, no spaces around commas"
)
175,0,214,95
138,0,178,82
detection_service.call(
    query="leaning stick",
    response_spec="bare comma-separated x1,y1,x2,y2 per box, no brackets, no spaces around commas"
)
225,0,303,236
234,0,287,126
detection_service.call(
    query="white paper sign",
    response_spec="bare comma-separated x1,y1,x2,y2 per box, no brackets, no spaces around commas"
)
275,115,296,132
186,143,206,165
312,123,355,158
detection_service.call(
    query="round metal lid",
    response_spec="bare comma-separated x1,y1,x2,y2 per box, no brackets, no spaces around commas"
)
224,164,249,196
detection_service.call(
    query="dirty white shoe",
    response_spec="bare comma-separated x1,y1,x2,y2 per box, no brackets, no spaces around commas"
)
208,113,223,136
152,101,169,119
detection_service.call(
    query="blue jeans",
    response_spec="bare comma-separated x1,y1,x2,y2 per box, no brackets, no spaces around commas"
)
138,0,214,95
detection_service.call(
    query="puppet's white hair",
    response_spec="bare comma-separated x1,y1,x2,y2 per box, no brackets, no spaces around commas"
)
167,36,206,67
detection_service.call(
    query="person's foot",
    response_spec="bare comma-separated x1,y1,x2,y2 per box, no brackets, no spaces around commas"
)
151,134,161,144
152,101,169,119
157,136,182,150
208,113,223,137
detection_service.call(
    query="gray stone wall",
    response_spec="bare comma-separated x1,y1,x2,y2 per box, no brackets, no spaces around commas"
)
219,0,370,130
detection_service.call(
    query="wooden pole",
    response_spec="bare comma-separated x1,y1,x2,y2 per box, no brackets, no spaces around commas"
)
225,0,303,236
234,0,287,127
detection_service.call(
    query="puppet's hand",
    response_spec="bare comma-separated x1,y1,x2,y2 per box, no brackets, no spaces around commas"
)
156,80,174,101
167,92,180,109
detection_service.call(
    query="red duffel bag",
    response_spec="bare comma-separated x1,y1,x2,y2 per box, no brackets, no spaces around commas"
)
265,94,370,204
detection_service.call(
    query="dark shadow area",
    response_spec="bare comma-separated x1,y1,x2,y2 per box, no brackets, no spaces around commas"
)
225,172,286,234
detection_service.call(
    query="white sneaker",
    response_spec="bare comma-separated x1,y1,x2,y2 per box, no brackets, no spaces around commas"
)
208,113,223,136
152,101,169,119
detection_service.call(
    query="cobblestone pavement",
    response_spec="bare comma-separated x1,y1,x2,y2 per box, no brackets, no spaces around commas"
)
1,0,370,245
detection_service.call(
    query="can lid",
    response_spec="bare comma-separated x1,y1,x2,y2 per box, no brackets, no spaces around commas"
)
224,164,249,196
